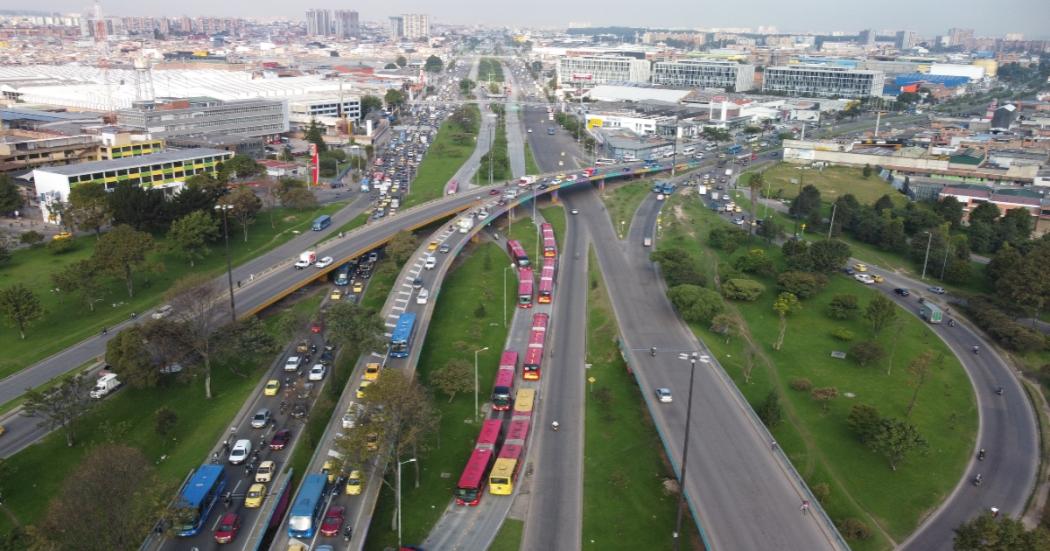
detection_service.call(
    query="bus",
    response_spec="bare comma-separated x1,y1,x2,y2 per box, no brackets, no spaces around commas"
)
174,464,228,537
489,419,531,495
287,473,328,538
538,259,555,304
333,263,352,286
522,314,548,380
512,388,536,418
518,267,534,309
389,312,417,358
454,419,503,506
492,351,518,411
727,144,743,155
506,240,530,268
541,223,557,258
312,214,332,231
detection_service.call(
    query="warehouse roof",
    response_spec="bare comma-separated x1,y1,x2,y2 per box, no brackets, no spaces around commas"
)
35,148,230,176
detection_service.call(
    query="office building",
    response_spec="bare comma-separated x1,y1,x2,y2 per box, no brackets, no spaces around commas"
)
333,10,359,39
858,29,876,47
895,30,919,50
389,14,428,40
116,97,289,140
651,60,755,92
557,55,652,91
948,28,975,48
288,96,362,123
762,66,885,98
305,9,332,37
33,148,233,223
389,16,403,39
0,132,99,173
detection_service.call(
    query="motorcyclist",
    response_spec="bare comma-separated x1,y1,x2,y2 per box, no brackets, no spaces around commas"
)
551,420,560,431
978,448,986,461
973,473,983,486
650,346,657,357
948,318,955,327
973,345,980,354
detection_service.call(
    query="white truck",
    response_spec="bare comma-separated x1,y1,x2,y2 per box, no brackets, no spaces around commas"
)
518,175,537,187
294,251,316,269
457,216,474,233
90,372,121,399
725,169,734,177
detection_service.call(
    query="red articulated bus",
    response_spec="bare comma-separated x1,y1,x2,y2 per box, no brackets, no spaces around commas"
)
506,240,530,268
538,258,556,304
454,419,503,506
522,313,549,380
517,267,534,309
492,351,518,411
541,223,557,258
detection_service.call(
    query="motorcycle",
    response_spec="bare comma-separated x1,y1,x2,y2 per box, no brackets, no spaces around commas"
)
551,421,560,432
978,448,986,461
973,474,983,487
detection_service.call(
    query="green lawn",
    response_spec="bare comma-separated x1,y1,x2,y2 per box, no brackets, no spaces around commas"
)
490,519,523,551
601,180,652,238
478,58,505,83
325,211,370,244
0,202,345,382
403,105,481,209
582,247,694,549
661,194,977,547
743,163,906,207
359,260,399,314
480,109,511,183
524,141,541,175
0,290,324,533
363,243,514,550
506,212,541,264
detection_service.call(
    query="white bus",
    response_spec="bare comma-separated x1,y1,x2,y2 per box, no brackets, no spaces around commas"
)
595,158,617,166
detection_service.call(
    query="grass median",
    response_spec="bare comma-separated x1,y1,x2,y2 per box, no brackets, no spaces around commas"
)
601,180,652,238
490,518,524,551
363,242,514,550
403,105,481,209
524,141,541,175
0,290,324,534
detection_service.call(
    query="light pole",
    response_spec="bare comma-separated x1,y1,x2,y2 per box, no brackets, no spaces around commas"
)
672,352,708,551
920,231,934,280
503,265,514,327
474,346,490,421
397,457,418,549
214,203,236,323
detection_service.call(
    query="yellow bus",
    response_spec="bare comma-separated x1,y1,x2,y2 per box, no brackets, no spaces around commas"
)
512,388,536,418
489,418,531,495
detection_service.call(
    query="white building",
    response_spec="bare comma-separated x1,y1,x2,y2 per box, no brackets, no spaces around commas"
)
584,111,675,136
557,55,652,91
288,95,362,125
651,60,755,91
930,63,985,81
390,14,428,39
762,66,885,98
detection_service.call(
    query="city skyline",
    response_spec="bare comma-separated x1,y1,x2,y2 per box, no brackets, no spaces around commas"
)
13,0,1050,39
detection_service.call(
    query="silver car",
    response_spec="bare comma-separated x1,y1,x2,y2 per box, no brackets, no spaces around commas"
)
250,408,272,429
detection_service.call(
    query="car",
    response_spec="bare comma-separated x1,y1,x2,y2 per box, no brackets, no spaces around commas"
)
928,286,946,295
256,460,275,483
872,274,885,284
357,380,373,398
294,258,311,269
489,189,501,195
352,280,364,293
0,424,5,437
322,460,337,483
251,408,272,429
151,304,173,320
527,128,533,133
843,267,856,276
854,273,875,284
330,288,343,301
412,277,423,289
342,404,364,429
315,256,334,269
427,241,440,251
228,439,251,464
310,319,324,334
656,388,673,403
244,483,266,508
309,364,327,381
264,379,280,396
570,208,579,215
284,355,302,372
417,287,430,304
290,401,308,419
439,243,451,254
320,506,346,537
364,362,381,381
214,512,240,543
270,429,291,450
894,288,911,296
320,350,335,365
853,263,868,272
345,470,363,495
424,255,437,269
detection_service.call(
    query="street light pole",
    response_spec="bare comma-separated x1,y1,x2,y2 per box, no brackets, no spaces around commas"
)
921,231,933,280
474,346,490,421
397,457,418,549
214,204,236,323
673,353,707,551
503,265,514,327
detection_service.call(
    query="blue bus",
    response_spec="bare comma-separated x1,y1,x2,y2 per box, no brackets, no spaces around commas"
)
334,263,352,286
312,215,332,231
389,312,417,358
727,144,743,155
287,473,328,538
174,464,227,537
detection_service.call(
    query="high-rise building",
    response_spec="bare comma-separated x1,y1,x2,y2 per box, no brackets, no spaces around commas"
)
400,14,429,39
651,60,755,91
389,16,404,39
557,55,652,91
762,66,885,98
895,30,919,50
305,9,332,37
948,28,975,48
333,10,359,39
858,29,876,47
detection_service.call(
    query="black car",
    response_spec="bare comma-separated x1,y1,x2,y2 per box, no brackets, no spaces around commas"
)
412,277,423,289
290,402,308,419
894,288,910,296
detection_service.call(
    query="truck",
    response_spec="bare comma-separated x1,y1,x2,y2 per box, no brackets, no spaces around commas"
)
90,372,121,399
725,168,734,177
457,216,474,233
919,302,943,324
295,251,316,269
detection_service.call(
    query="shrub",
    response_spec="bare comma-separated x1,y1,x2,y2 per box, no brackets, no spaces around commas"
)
733,249,775,277
651,247,707,288
154,407,178,437
757,390,783,428
20,231,45,247
722,278,765,301
812,483,831,504
827,294,860,320
846,404,882,443
776,271,828,299
47,237,76,254
849,340,886,367
830,328,855,342
838,518,872,541
667,284,724,324
963,297,1047,353
789,378,812,391
708,225,748,252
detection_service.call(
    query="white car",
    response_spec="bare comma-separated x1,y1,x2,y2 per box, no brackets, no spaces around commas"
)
229,439,251,464
424,255,437,270
151,304,173,320
417,288,430,304
570,208,580,215
854,273,875,284
315,256,334,268
308,364,326,381
284,356,302,372
656,388,673,403
294,259,311,269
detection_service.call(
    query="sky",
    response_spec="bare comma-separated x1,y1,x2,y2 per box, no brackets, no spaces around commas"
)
27,0,1050,39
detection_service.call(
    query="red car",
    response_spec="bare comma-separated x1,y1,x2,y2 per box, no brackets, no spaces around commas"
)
488,188,500,195
214,512,240,544
269,429,291,450
320,506,345,537
310,320,324,334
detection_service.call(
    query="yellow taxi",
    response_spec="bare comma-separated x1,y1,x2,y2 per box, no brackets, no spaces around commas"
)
322,460,337,483
52,231,73,241
345,470,363,495
364,362,380,381
352,280,364,294
264,379,280,396
366,432,379,451
427,240,439,252
356,380,373,399
244,483,265,508
330,288,343,301
872,274,885,284
733,205,742,213
853,263,868,272
255,460,275,483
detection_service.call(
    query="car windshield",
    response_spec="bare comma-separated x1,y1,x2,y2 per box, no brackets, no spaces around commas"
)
220,521,236,531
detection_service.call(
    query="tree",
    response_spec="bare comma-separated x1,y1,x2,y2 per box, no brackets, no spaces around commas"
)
219,317,280,362
221,186,263,243
431,358,472,402
789,184,822,219
305,119,328,154
19,231,44,247
385,231,419,265
106,325,158,389
155,407,178,437
424,55,444,73
33,445,162,550
709,313,741,343
873,194,896,213
218,154,263,181
935,196,965,229
282,187,319,210
734,248,775,276
93,224,155,298
0,284,43,340
667,284,724,324
385,89,406,108
167,210,219,267
776,271,828,299
459,78,476,95
722,278,765,301
969,201,1001,226
51,259,105,313
810,386,839,413
757,390,783,428
846,404,882,443
67,182,110,237
756,217,783,242
0,174,23,213
850,340,886,367
384,62,399,70
107,182,168,232
327,301,385,393
954,512,1050,550
166,275,229,399
23,374,92,446
772,292,801,351
865,294,898,336
395,55,407,68
996,208,1034,250
808,239,851,273
869,417,927,470
361,95,383,115
905,350,937,417
862,164,873,178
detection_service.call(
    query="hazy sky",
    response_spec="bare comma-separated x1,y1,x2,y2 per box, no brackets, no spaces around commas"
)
31,0,1050,38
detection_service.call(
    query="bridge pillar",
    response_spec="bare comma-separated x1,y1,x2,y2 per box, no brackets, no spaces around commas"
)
551,189,559,204
598,178,605,193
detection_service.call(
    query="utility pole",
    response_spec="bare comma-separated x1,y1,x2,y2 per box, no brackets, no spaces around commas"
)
826,202,837,240
921,231,933,280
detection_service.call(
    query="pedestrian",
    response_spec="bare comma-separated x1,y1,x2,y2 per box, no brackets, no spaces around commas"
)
800,499,810,515
237,280,242,288
991,507,1000,518
771,439,778,452
249,273,254,282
